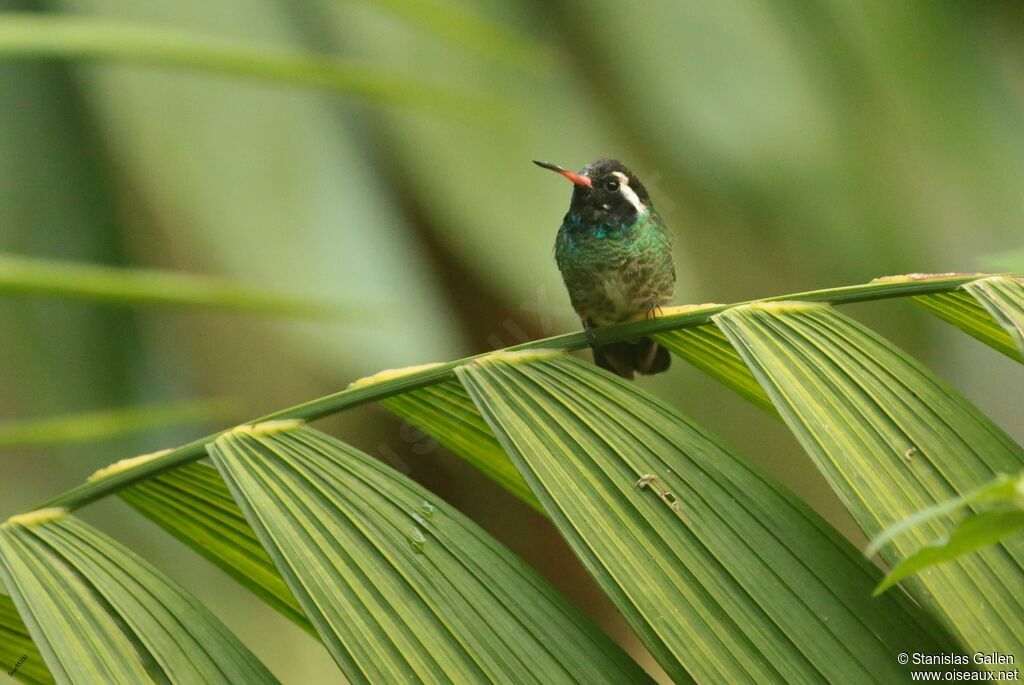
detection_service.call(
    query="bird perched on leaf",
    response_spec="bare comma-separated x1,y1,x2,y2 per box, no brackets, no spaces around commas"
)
535,158,675,380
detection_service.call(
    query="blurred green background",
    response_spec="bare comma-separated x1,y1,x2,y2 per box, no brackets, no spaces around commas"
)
1,0,1023,680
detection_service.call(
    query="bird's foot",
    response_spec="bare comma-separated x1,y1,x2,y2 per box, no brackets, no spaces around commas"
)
631,303,665,322
582,319,597,344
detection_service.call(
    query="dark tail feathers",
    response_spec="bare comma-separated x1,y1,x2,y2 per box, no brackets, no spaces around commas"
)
592,337,670,381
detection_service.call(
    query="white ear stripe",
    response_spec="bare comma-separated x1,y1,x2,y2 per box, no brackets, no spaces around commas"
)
612,171,647,216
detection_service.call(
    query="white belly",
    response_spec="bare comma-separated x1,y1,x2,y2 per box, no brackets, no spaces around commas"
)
601,273,638,318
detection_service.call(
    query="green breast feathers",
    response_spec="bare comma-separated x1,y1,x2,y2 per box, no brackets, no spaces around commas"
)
555,212,674,326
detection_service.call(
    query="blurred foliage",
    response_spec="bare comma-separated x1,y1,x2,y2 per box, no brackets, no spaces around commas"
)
1,0,1023,682
0,398,237,449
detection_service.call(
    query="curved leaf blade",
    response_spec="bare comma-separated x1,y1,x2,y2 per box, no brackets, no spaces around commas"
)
378,379,541,511
878,509,1024,595
0,253,358,319
962,276,1024,358
118,462,314,636
32,273,1008,513
0,511,278,684
868,474,1024,556
914,296,1023,368
904,274,1024,362
0,592,53,685
207,421,650,684
655,322,776,414
0,399,236,450
870,474,1024,593
913,291,1020,362
456,351,957,684
0,14,499,120
714,302,1024,656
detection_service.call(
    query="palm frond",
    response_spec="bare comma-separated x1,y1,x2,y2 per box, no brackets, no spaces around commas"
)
206,421,650,683
912,275,1024,361
35,273,1008,513
0,510,277,684
456,350,958,684
0,591,52,685
869,474,1024,594
118,462,315,636
376,379,540,511
714,302,1024,654
5,272,1022,683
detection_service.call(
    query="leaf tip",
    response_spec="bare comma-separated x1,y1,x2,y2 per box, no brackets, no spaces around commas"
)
88,448,173,483
4,507,68,528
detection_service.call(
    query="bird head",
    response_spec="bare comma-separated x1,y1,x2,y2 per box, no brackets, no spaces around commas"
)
533,158,652,226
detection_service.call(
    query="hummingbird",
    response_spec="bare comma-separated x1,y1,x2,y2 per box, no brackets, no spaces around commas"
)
535,158,675,380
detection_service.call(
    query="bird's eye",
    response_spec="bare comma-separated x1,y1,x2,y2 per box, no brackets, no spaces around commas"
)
604,179,620,192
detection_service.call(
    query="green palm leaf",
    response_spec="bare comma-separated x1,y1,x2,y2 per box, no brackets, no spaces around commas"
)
878,510,1024,595
371,377,541,511
869,474,1024,594
910,275,1024,362
0,510,277,684
456,350,957,684
0,592,52,685
653,312,775,413
714,302,1024,657
118,462,314,636
912,290,1020,362
207,421,650,684
962,276,1024,357
35,273,998,514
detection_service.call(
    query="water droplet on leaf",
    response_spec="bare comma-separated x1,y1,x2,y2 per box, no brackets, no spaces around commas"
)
408,526,426,554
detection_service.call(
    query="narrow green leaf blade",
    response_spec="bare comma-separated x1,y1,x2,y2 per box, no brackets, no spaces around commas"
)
0,14,501,120
377,378,542,511
714,302,1024,656
0,399,236,450
0,592,53,685
878,509,1024,594
910,275,1024,363
208,421,650,684
654,321,776,414
0,511,278,684
913,291,1021,362
0,253,356,319
456,351,956,684
868,474,1024,556
962,276,1024,358
119,462,315,636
